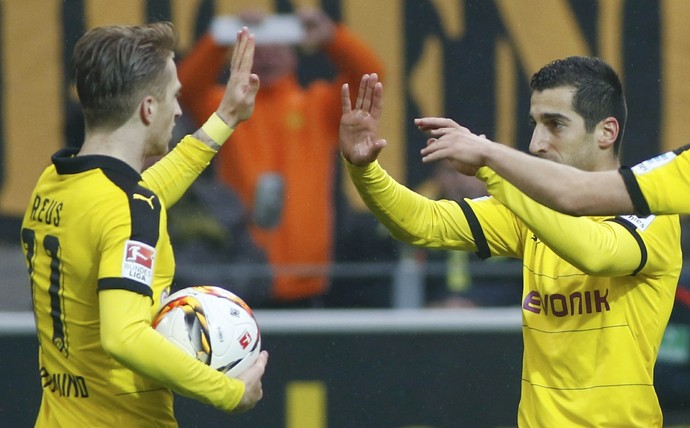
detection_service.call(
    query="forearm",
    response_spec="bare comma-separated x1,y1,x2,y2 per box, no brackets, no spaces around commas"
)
99,289,244,412
345,158,477,251
480,168,641,275
482,143,633,216
141,135,217,208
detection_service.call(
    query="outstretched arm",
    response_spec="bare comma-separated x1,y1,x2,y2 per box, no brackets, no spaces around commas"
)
143,27,260,207
416,117,635,216
339,75,522,256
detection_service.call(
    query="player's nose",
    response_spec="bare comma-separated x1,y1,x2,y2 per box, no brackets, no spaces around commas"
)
528,126,549,155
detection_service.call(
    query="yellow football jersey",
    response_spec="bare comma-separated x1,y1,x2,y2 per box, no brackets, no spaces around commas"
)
22,136,244,427
621,144,690,215
348,160,681,427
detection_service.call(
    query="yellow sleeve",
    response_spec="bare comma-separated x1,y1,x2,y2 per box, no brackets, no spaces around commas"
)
479,167,642,276
141,135,217,208
99,289,244,412
346,159,477,251
625,146,690,215
346,159,524,259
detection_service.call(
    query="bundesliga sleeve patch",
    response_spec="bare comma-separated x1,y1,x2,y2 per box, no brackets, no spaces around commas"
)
631,151,676,175
122,240,156,287
618,214,656,232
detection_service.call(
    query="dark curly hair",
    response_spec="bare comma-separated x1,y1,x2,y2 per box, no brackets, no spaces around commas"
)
530,56,627,157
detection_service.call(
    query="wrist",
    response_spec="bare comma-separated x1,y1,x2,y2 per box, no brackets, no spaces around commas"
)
201,113,234,148
483,140,504,171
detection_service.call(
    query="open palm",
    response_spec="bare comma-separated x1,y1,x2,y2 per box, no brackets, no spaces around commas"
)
339,73,387,166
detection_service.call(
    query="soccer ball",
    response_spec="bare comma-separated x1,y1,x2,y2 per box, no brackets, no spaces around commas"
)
152,286,261,377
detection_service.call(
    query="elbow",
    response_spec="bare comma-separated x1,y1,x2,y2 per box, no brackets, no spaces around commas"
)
100,324,140,364
100,331,125,361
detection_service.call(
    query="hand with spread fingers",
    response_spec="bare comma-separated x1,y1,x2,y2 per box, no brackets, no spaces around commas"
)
217,27,260,128
339,73,387,166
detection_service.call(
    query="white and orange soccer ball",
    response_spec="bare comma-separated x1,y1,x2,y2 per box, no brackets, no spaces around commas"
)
152,286,261,377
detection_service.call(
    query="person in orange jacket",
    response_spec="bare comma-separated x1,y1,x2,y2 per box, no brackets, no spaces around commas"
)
178,8,385,306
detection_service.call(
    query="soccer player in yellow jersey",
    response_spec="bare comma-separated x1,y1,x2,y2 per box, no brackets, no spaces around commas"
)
20,23,268,427
412,74,690,217
341,62,681,426
418,116,690,217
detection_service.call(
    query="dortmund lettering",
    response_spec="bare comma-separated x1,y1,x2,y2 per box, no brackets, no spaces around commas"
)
523,289,610,316
40,366,89,398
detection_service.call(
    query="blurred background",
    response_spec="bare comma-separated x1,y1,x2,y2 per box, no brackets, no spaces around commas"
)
2,0,690,426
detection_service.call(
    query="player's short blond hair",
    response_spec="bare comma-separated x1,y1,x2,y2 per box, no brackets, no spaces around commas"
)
73,22,178,130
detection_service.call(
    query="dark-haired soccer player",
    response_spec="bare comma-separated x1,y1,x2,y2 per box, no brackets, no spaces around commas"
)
341,63,680,426
419,115,690,217
20,23,267,427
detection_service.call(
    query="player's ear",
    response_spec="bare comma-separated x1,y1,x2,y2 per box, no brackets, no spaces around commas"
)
139,95,156,125
597,116,619,150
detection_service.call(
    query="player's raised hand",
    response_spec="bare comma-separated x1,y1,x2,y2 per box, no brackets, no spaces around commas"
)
217,27,260,128
416,117,494,176
339,73,387,166
232,350,269,413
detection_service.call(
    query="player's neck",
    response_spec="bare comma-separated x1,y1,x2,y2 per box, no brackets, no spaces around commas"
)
589,156,620,172
79,126,146,172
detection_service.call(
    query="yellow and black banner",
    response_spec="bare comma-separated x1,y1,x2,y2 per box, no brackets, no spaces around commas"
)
1,0,689,219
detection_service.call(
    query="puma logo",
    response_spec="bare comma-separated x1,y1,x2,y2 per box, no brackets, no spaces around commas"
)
133,193,156,210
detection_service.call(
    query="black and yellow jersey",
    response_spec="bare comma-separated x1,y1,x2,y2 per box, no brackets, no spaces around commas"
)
620,144,690,216
347,160,681,427
22,136,244,427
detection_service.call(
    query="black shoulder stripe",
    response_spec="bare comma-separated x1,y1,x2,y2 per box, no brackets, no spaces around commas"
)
618,167,651,217
128,185,161,247
457,200,491,260
99,277,154,298
672,143,690,155
605,217,647,276
98,165,160,246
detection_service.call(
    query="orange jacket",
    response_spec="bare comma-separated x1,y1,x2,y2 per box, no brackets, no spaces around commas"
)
178,25,385,301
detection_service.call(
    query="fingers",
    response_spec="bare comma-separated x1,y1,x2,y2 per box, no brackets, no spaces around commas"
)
360,73,378,113
341,83,352,114
415,117,463,132
232,27,255,76
420,137,441,157
248,73,260,96
255,350,269,369
420,135,453,162
421,145,450,163
355,74,368,110
349,73,382,116
428,127,461,137
230,28,246,71
370,81,384,120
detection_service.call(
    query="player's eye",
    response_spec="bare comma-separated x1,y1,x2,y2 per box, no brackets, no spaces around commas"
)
549,120,565,130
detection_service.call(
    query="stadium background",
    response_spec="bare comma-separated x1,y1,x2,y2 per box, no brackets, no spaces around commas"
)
2,0,690,222
2,0,690,426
